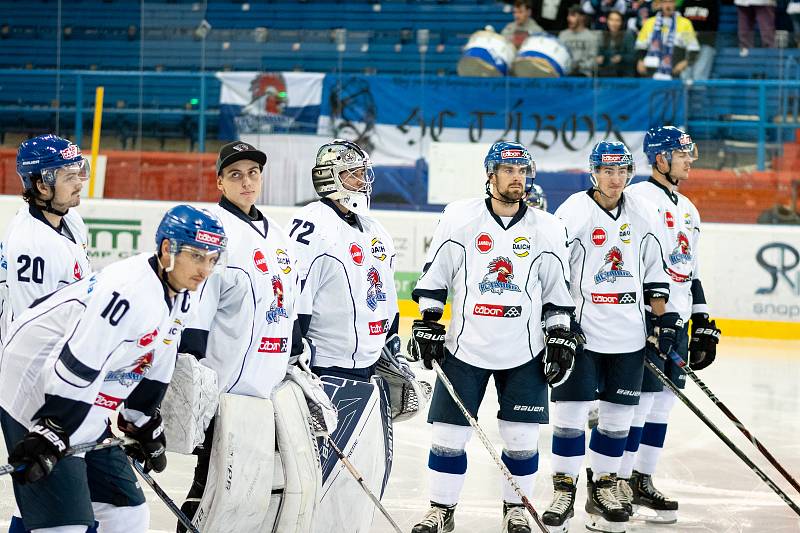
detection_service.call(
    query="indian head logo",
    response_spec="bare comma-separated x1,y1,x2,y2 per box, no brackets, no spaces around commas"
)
479,256,521,294
266,275,288,323
104,351,154,387
594,246,633,284
669,231,693,265
366,266,387,311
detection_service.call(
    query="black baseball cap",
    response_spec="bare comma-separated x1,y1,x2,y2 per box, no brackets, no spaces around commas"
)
216,141,267,175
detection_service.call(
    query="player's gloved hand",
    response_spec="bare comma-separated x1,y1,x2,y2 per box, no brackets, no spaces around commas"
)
407,320,446,370
118,413,167,473
544,327,577,387
689,313,721,371
655,312,683,359
289,337,315,368
8,417,69,484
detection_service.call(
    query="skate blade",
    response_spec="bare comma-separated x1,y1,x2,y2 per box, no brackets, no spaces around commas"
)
631,506,677,524
544,521,570,533
585,515,626,533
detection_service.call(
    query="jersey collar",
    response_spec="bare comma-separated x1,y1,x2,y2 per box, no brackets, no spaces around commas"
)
148,255,174,311
28,203,76,244
219,196,268,239
647,177,679,205
321,198,363,232
586,187,625,221
484,198,526,230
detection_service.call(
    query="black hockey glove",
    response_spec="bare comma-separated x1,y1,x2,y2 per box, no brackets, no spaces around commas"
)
407,319,446,370
118,413,167,473
689,314,721,371
544,327,578,388
8,417,69,485
656,312,684,359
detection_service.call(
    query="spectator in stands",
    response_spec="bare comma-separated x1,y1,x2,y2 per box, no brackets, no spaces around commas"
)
127,24,138,41
679,0,719,80
788,0,800,47
582,0,627,29
627,0,654,34
1,24,10,40
636,0,699,79
559,4,600,75
596,10,637,75
502,0,545,48
734,0,776,53
531,0,574,32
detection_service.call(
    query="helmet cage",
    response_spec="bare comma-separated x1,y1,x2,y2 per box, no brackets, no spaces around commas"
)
312,140,374,214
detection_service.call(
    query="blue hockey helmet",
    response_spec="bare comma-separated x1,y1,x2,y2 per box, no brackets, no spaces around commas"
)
484,141,536,193
156,205,227,271
525,183,548,211
643,126,697,165
16,134,89,191
589,141,635,187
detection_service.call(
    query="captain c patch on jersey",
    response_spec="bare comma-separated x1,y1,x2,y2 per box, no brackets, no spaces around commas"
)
479,256,521,294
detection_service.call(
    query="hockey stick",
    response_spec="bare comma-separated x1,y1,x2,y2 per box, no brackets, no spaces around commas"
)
0,436,135,477
128,458,201,533
324,435,403,533
431,361,549,533
665,349,800,496
645,358,800,517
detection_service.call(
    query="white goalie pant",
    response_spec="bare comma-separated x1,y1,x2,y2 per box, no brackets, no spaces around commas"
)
192,385,321,532
315,376,393,533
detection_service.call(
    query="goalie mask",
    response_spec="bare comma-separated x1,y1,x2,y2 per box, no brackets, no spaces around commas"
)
312,139,375,215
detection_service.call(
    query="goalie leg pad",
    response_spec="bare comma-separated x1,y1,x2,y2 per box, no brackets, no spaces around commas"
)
271,379,322,533
314,376,392,533
192,393,275,532
161,354,219,454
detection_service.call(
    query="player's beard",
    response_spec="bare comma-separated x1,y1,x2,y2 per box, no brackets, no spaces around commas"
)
497,184,525,203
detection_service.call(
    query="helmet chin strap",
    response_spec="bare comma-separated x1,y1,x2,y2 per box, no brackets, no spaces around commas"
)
156,253,186,294
485,181,522,205
42,200,68,217
656,156,679,186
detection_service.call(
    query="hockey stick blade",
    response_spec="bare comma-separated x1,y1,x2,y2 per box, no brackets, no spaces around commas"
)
645,358,800,517
129,458,201,533
431,361,549,533
0,436,135,477
665,350,800,496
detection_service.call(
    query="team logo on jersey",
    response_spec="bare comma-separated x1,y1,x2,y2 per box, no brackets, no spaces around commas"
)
513,236,530,257
371,237,387,261
619,224,631,244
94,392,122,411
266,275,288,323
479,257,521,294
664,211,675,228
473,303,523,318
104,351,154,386
73,260,83,280
669,231,693,265
253,249,269,274
366,267,387,311
591,292,637,304
257,337,288,354
350,243,364,265
137,328,158,348
594,247,633,284
275,248,292,274
591,228,607,247
476,233,494,254
368,319,389,335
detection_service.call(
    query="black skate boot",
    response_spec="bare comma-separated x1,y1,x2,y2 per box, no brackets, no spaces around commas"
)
614,477,634,517
177,480,204,533
542,473,577,533
585,468,629,533
630,470,678,524
502,501,531,533
411,502,456,533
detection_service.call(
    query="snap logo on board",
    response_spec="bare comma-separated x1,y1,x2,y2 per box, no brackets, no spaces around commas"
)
253,249,269,274
476,233,494,254
513,236,530,257
258,337,288,354
137,328,158,348
664,211,675,228
350,243,364,265
94,392,122,410
591,228,607,246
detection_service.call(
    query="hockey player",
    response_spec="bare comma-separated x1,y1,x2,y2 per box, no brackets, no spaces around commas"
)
0,204,226,533
543,141,678,533
0,134,91,343
290,139,402,532
618,126,721,523
176,141,315,531
409,141,578,533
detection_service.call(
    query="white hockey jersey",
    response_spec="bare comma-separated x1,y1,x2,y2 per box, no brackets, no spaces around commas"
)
0,205,91,343
412,198,574,370
179,198,299,399
627,178,706,320
292,199,398,369
555,190,670,354
0,253,190,446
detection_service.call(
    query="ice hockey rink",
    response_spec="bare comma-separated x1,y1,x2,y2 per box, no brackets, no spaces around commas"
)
1,334,798,533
